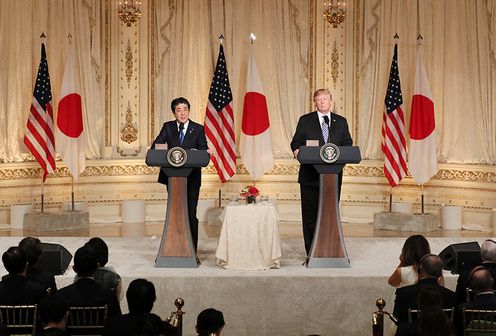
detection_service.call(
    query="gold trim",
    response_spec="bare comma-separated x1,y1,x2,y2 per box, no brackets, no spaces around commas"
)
289,1,308,80
125,40,134,85
120,102,139,144
354,0,360,143
309,0,315,110
149,0,155,144
330,41,339,87
105,0,110,146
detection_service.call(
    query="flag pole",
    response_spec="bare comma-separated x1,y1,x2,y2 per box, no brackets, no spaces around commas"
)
218,189,222,208
40,177,44,214
389,187,392,213
71,176,75,212
421,184,425,214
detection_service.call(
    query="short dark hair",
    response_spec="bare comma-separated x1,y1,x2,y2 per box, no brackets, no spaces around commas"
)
170,97,190,112
2,246,27,274
73,246,98,277
38,294,69,325
126,278,156,315
85,237,109,267
196,308,225,335
18,237,42,265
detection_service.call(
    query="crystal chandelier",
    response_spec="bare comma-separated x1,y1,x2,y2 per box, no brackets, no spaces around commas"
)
118,1,142,27
323,1,346,28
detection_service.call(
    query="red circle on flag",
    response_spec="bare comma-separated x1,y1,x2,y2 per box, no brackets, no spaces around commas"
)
410,95,435,140
242,92,269,135
57,93,83,138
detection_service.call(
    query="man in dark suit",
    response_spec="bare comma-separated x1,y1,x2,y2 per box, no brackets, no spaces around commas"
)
455,239,496,304
393,254,457,324
37,294,70,336
57,246,121,317
455,266,496,335
151,97,209,252
290,89,353,257
0,246,48,305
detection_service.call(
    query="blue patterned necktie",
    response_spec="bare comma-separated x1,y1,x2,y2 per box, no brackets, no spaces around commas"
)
179,123,185,144
322,115,330,143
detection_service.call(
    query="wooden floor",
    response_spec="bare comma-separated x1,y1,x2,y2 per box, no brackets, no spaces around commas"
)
1,221,490,239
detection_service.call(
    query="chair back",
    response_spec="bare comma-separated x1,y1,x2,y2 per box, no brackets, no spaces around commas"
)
407,307,454,323
0,305,37,336
66,305,107,336
463,309,496,336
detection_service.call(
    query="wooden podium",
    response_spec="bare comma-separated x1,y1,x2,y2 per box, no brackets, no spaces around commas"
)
146,148,210,268
297,145,361,268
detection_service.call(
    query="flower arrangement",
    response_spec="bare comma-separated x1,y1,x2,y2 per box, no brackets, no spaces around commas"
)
240,186,260,198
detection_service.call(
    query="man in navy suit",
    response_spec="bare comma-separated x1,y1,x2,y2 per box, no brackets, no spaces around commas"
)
151,97,209,251
290,89,353,258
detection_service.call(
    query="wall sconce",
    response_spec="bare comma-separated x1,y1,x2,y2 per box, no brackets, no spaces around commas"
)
118,1,142,27
323,1,346,28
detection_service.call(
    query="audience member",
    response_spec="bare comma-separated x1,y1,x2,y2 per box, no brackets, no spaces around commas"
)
455,239,496,304
18,237,57,293
57,246,121,317
36,294,70,336
0,246,47,305
396,285,452,336
133,313,176,336
196,308,224,336
388,235,431,288
393,254,456,324
82,237,122,300
104,278,156,336
455,266,496,335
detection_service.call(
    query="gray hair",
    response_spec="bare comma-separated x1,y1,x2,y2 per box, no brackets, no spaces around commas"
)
481,239,496,262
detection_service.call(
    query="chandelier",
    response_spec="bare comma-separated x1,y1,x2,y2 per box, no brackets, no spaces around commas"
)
118,1,142,27
323,1,346,28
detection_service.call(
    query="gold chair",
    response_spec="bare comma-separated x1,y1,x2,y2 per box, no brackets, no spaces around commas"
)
407,307,454,323
463,308,496,336
66,305,107,336
0,305,37,336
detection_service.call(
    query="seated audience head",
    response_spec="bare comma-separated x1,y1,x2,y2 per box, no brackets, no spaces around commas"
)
417,285,443,309
85,237,109,267
481,239,496,263
418,254,443,280
38,294,70,328
401,235,431,268
73,246,98,277
416,285,451,336
2,246,27,275
18,237,42,266
127,278,156,315
469,265,494,294
196,308,225,336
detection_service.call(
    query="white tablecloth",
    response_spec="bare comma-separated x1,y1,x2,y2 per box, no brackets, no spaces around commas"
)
215,204,282,270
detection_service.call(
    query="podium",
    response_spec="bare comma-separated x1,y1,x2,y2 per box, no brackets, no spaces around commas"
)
146,148,210,268
297,145,361,268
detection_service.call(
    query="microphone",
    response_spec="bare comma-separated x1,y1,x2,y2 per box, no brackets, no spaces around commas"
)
323,115,330,143
179,122,184,131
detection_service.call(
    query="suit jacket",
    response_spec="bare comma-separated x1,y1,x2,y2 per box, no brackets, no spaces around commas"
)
151,120,208,188
455,293,496,334
290,111,352,187
455,262,496,304
104,313,140,336
27,266,57,293
393,277,457,324
57,278,121,317
0,274,47,305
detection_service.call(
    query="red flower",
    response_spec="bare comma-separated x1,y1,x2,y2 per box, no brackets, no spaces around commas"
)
240,186,260,197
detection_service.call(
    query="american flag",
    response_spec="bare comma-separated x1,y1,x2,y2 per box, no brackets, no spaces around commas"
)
381,43,407,187
24,42,56,182
204,44,236,182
